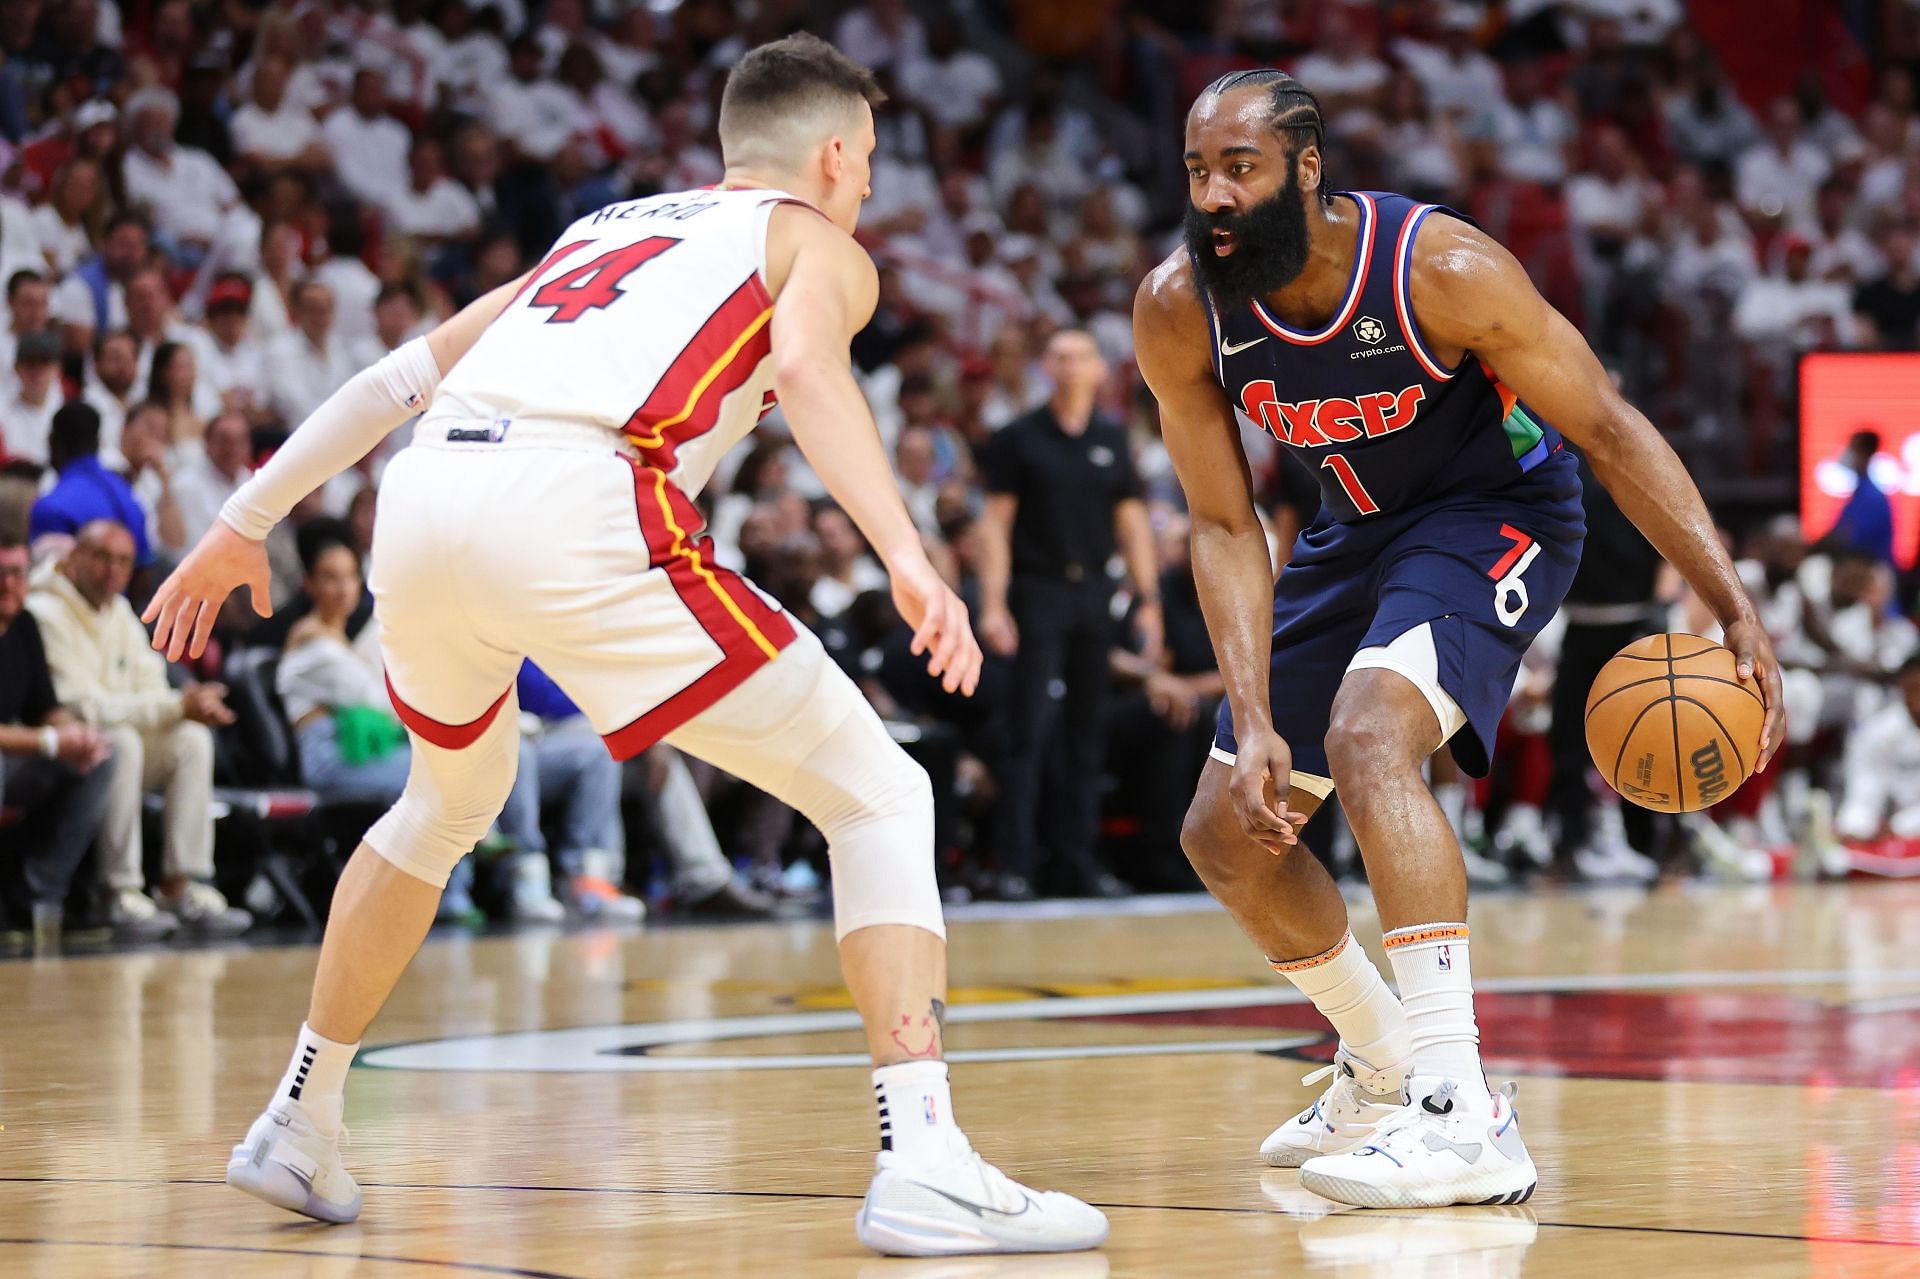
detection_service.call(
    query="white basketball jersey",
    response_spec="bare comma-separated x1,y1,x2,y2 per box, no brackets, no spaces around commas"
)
427,186,799,498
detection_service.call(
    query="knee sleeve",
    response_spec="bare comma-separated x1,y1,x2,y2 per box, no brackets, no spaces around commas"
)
787,706,943,941
363,701,520,888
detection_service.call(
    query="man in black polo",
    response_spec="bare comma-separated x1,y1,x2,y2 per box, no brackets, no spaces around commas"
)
0,530,115,943
978,328,1162,899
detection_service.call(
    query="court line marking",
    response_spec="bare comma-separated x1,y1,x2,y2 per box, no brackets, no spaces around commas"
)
358,966,1920,1074
3,1179,1915,1252
0,1236,586,1278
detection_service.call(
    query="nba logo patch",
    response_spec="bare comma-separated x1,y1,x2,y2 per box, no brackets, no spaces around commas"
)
1438,945,1452,971
923,1096,939,1126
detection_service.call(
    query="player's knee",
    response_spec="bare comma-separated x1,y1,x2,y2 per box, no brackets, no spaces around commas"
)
364,745,518,889
1180,788,1246,886
1325,704,1413,790
822,747,931,840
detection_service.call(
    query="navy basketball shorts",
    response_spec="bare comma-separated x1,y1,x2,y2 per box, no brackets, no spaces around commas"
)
1213,462,1586,791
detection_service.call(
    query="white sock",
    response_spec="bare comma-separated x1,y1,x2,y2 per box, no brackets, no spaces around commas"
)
275,1022,358,1136
873,1060,967,1167
1383,923,1486,1096
1270,931,1410,1092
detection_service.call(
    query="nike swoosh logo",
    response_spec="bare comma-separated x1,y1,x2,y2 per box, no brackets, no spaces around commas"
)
1423,1131,1483,1163
1220,336,1268,356
913,1182,1035,1219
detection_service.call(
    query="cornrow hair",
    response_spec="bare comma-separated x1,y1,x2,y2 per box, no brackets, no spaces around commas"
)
1203,69,1333,203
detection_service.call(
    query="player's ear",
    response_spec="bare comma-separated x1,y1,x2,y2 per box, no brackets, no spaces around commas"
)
821,135,845,185
1297,145,1321,198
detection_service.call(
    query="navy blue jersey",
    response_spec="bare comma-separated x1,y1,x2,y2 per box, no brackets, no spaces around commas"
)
1207,190,1565,522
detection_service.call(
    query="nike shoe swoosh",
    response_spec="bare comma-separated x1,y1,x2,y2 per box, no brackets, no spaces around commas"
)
1220,336,1268,356
912,1182,1035,1219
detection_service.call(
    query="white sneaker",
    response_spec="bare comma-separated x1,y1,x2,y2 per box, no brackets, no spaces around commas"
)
163,880,252,936
226,1100,361,1223
1460,844,1512,887
571,849,647,922
1493,804,1553,870
856,1146,1109,1256
106,887,178,940
1685,814,1772,882
1300,1078,1537,1210
1260,1047,1409,1167
508,853,566,923
1571,839,1658,883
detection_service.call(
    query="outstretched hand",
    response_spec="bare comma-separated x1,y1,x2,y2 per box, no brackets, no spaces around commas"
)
142,521,274,661
887,551,982,697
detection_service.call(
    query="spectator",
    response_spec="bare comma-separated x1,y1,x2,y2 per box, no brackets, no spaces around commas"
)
120,86,245,260
82,329,142,455
172,411,254,546
1835,656,1920,843
32,156,107,276
150,341,209,452
124,265,213,415
1490,60,1577,186
489,35,582,166
1801,178,1881,283
231,52,332,176
1827,431,1896,566
0,531,114,945
1854,225,1920,349
1292,7,1389,116
895,424,942,536
28,403,154,570
1664,66,1758,169
264,280,359,428
387,137,482,245
322,68,413,213
1397,6,1504,122
114,401,186,557
810,504,888,618
50,209,147,342
0,331,64,466
1736,96,1831,228
495,662,646,922
1733,234,1854,347
834,0,927,76
198,276,268,421
311,219,383,349
900,15,1001,133
28,521,249,938
976,329,1160,900
0,268,51,378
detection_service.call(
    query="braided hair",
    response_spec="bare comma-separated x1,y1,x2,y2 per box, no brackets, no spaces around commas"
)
1201,69,1332,204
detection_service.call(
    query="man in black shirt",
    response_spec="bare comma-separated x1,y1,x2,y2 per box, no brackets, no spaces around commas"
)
0,531,115,939
1854,225,1920,349
977,329,1162,898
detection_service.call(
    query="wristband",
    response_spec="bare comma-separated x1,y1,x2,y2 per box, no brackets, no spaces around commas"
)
39,725,58,758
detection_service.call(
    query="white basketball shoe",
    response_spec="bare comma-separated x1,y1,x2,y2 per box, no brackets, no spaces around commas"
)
226,1100,362,1223
856,1145,1109,1256
1260,1047,1410,1167
1299,1077,1537,1209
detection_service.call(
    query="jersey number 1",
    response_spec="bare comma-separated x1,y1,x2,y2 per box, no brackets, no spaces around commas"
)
1320,455,1380,517
527,237,679,324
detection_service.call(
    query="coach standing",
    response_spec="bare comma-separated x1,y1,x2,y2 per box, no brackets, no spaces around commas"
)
977,329,1161,900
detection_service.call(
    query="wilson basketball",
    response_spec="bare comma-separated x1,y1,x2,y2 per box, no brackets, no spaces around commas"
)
1584,633,1764,813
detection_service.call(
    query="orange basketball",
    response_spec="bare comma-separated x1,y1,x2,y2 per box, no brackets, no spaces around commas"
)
1584,633,1764,813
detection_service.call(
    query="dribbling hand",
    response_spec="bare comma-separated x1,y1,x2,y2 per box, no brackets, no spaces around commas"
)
887,551,982,697
1229,728,1313,856
1723,615,1785,771
142,521,275,661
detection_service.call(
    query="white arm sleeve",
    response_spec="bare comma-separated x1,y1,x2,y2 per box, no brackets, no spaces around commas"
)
219,336,442,539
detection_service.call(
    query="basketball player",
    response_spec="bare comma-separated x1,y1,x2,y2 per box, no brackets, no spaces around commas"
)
1133,71,1785,1208
145,35,1106,1257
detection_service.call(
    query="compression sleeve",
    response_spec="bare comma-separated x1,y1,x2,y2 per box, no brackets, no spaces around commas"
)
219,336,442,540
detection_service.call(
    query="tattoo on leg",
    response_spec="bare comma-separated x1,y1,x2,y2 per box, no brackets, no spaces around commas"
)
889,998,946,1059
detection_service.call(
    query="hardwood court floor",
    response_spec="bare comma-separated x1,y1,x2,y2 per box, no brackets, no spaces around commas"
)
5,880,1920,1277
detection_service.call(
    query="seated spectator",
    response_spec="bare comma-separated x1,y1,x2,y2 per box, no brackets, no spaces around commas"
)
1835,656,1920,843
1733,234,1854,347
173,412,254,546
114,401,187,558
27,520,249,938
264,280,360,428
50,209,147,345
121,86,245,262
810,504,888,618
387,137,483,245
0,331,63,465
28,403,154,571
323,69,412,212
82,329,142,456
0,531,114,943
230,52,332,176
900,15,1001,133
0,268,51,382
496,661,645,922
150,340,208,452
1735,97,1830,229
198,276,269,422
32,156,107,277
1854,225,1920,349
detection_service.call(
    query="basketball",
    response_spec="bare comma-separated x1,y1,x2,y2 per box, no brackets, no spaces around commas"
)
1584,634,1764,813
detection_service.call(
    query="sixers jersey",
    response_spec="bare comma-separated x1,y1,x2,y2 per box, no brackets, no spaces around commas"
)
426,186,797,499
1207,191,1568,522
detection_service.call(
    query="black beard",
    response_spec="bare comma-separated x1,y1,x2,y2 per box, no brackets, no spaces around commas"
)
1183,162,1312,310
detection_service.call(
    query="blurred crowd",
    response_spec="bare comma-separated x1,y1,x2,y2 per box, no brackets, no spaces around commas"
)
4,0,1920,948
